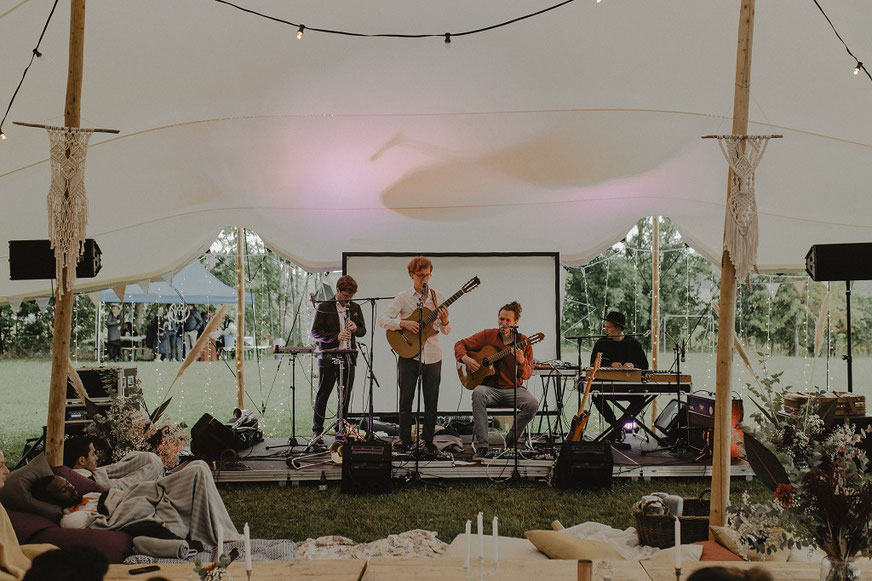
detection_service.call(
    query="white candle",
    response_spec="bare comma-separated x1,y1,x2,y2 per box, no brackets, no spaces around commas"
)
492,516,499,565
674,517,681,569
244,522,252,571
465,520,472,569
477,512,484,558
216,523,224,558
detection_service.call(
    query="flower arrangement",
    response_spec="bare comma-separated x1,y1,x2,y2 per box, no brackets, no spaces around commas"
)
741,359,872,580
85,387,188,469
193,548,239,581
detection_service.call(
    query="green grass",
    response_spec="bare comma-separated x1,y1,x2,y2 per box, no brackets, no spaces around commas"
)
220,478,771,542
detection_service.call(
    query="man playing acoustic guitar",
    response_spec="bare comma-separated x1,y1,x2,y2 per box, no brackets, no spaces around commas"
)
377,256,450,454
455,301,538,460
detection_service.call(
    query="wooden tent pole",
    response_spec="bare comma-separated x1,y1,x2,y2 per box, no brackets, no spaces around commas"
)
46,0,87,466
650,216,660,426
236,226,245,409
710,0,755,530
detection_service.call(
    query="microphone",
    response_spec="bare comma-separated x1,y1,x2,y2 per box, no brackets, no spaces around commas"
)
421,281,428,294
681,340,686,363
309,292,316,308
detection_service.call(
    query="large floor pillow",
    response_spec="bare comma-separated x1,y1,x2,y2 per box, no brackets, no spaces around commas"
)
0,453,62,521
28,525,132,564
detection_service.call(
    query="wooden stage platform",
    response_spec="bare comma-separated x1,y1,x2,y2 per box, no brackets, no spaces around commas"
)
211,434,753,485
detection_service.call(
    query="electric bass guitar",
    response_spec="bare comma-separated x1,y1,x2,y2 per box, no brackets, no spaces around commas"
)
386,276,481,359
567,352,602,442
457,332,545,390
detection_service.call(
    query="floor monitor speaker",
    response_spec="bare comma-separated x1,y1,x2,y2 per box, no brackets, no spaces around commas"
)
341,440,392,494
553,441,613,490
190,413,234,461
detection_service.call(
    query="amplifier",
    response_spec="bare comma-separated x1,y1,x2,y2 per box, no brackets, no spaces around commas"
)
8,238,102,280
552,441,613,490
64,399,112,436
67,366,137,401
341,441,392,494
687,393,744,458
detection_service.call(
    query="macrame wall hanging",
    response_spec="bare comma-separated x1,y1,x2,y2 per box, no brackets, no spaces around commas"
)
703,134,782,285
13,121,118,296
46,125,94,293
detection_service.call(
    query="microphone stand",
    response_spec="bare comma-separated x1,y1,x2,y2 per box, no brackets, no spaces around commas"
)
508,326,522,482
411,285,427,483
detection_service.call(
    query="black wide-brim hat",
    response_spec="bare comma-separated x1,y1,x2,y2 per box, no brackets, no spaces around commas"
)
603,311,626,329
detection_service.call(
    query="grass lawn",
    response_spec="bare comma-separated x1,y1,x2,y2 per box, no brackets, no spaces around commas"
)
221,478,771,543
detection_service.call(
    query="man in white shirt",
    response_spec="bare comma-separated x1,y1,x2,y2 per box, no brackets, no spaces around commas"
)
377,256,450,454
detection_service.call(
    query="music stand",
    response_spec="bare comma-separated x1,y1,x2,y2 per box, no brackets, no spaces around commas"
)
267,345,314,451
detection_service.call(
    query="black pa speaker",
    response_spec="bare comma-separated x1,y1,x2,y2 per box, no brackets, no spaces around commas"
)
553,441,613,490
805,243,872,282
341,440,392,494
191,413,234,461
654,399,686,439
8,238,102,280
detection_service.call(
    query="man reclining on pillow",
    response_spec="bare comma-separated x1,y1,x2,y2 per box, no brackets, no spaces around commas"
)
62,436,164,491
30,460,240,548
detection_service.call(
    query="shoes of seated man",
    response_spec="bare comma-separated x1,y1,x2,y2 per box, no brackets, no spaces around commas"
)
611,440,631,451
393,440,412,454
472,448,488,461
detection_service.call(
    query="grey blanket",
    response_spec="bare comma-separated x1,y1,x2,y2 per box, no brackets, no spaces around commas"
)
88,460,240,545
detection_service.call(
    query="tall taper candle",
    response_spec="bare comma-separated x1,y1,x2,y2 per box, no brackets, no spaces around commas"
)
674,517,681,569
216,523,224,558
477,512,484,558
465,520,472,569
244,522,252,571
492,516,499,565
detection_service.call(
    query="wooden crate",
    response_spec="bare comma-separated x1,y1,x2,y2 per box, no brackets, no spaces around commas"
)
783,392,866,418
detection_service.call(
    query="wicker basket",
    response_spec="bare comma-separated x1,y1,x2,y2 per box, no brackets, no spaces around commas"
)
633,490,711,549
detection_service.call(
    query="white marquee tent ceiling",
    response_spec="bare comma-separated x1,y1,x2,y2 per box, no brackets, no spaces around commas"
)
1,0,870,302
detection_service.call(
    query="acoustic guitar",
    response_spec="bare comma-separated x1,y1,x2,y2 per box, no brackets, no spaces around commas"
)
567,352,602,442
386,276,480,359
457,332,545,390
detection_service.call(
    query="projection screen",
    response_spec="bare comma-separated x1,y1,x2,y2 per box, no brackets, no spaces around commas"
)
342,252,560,416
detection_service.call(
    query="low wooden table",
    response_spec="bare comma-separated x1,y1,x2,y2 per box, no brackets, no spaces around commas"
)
106,559,366,580
362,557,650,581
642,559,872,581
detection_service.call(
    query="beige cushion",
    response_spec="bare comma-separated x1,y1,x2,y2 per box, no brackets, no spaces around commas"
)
645,544,703,564
524,530,625,561
710,525,790,562
444,534,548,561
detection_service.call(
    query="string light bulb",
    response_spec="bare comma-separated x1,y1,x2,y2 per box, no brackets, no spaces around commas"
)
854,61,863,75
0,130,6,140
444,32,451,45
297,25,305,39
33,49,43,60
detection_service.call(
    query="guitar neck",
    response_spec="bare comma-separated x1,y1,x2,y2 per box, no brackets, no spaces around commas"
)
422,288,465,325
484,338,530,366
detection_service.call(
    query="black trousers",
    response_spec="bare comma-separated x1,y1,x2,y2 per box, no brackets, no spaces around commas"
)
107,340,121,361
397,357,441,445
312,357,356,433
593,394,646,436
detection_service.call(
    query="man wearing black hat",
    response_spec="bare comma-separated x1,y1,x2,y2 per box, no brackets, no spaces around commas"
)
590,311,648,449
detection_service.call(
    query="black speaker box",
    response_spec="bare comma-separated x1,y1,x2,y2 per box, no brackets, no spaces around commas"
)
8,239,102,280
341,440,392,494
654,399,686,439
191,413,234,461
805,243,872,281
553,441,613,490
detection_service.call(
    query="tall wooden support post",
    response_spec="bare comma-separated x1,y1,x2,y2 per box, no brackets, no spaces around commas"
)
651,216,661,426
236,226,245,409
46,0,87,466
710,0,755,530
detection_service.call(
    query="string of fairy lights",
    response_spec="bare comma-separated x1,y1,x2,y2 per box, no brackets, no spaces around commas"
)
0,0,870,140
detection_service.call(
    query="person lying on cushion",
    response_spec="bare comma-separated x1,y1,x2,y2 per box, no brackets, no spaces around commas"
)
29,460,239,548
0,449,57,581
62,436,164,491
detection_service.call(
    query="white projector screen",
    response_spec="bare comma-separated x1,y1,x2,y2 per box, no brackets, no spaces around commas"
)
343,252,560,415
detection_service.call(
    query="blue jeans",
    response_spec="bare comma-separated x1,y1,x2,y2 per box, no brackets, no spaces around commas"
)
471,385,539,450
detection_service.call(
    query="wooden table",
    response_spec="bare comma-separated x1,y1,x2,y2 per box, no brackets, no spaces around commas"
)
106,559,366,580
362,557,636,581
642,559,872,581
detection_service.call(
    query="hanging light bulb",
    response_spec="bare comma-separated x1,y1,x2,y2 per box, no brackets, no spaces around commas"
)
444,32,451,45
33,48,43,60
854,61,863,75
0,130,6,140
297,25,305,39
